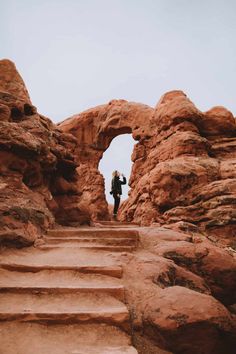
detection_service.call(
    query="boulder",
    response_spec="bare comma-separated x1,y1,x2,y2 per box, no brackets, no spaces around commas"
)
121,227,236,353
138,227,236,305
200,106,236,136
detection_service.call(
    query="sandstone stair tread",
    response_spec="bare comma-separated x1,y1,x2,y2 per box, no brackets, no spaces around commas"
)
47,228,139,239
95,221,140,228
0,322,138,354
0,248,123,277
42,229,138,251
39,242,135,251
0,269,123,287
0,269,124,298
0,292,129,323
44,236,136,243
43,237,137,248
99,227,139,230
0,263,123,278
0,247,121,264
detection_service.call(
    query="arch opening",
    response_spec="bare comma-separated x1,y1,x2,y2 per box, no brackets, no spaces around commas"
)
99,133,136,211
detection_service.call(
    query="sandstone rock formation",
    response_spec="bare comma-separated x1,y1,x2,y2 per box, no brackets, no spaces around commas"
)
59,100,154,221
121,226,236,353
1,58,236,249
0,59,89,247
60,92,236,248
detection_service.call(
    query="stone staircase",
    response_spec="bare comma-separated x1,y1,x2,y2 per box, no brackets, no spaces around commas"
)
0,222,139,354
40,226,139,251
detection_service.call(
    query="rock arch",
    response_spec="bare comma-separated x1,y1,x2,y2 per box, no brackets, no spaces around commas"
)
59,99,154,220
59,92,236,246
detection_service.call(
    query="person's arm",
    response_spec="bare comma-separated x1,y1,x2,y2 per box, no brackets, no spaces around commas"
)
120,175,126,185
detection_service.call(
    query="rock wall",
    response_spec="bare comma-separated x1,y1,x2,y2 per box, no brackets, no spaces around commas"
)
0,60,89,247
60,92,236,247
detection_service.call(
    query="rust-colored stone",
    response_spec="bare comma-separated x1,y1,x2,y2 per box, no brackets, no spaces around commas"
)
0,60,88,246
2,58,236,249
60,91,236,248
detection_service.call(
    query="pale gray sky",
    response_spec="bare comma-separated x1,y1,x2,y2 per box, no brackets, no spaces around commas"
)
1,0,236,202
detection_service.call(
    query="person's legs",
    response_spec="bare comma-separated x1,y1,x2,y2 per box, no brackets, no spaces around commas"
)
113,194,120,215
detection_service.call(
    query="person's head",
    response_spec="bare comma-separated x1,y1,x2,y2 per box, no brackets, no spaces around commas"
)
112,170,120,177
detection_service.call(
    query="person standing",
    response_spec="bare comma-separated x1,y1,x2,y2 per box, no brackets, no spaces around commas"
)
110,170,126,218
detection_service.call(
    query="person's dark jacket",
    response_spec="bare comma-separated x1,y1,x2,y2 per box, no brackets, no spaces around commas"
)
110,176,126,195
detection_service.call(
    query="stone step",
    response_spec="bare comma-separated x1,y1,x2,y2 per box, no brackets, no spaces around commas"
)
101,227,138,230
0,263,123,278
95,225,139,229
47,228,139,240
0,269,125,300
44,236,137,246
0,292,130,330
0,248,123,277
96,221,139,228
0,322,138,354
39,243,136,252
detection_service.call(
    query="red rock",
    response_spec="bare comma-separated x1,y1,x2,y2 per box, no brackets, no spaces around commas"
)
154,90,204,132
0,103,11,121
220,159,236,179
59,100,154,221
145,286,234,354
122,237,236,354
2,58,236,249
59,89,236,248
200,106,236,136
138,227,236,305
0,59,88,246
0,59,31,103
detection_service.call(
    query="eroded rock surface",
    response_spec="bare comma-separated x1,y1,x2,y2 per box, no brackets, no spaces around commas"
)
60,91,236,248
121,226,236,354
1,59,236,250
0,59,89,247
59,100,154,221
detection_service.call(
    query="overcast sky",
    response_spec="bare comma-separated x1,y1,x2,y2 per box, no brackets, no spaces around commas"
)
1,0,236,203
